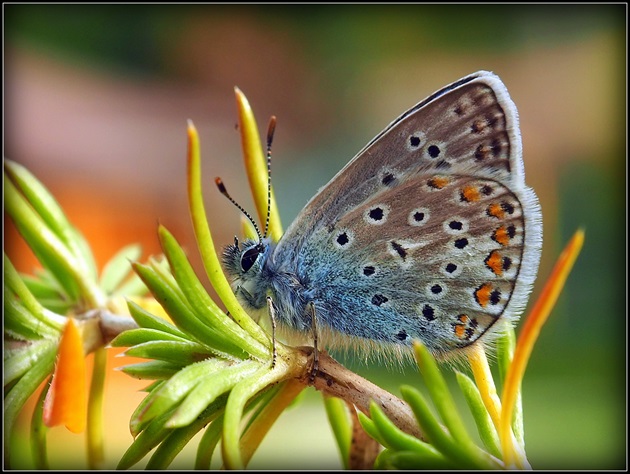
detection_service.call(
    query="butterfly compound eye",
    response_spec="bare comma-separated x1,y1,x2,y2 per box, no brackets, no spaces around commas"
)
240,245,262,273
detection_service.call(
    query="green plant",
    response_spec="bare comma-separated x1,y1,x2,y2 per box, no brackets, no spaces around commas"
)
3,89,583,470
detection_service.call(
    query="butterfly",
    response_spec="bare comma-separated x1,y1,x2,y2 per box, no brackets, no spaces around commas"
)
222,71,542,364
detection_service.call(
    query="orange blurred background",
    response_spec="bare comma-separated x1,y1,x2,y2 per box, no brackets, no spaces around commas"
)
4,4,626,470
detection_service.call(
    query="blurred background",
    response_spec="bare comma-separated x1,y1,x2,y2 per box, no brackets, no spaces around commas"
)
4,4,625,470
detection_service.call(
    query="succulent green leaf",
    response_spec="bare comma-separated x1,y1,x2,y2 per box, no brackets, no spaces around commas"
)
376,448,455,470
4,255,65,332
129,380,166,436
4,294,57,340
22,268,72,314
4,160,97,279
132,262,250,359
4,302,44,342
111,328,190,347
120,395,227,470
4,173,103,305
119,360,183,380
496,327,516,384
401,385,493,470
123,340,212,365
139,359,230,423
4,339,58,387
368,401,429,453
4,348,56,435
118,405,178,470
195,412,224,469
496,328,524,446
222,363,284,469
167,359,260,428
455,371,501,459
357,411,387,447
399,386,459,461
158,225,268,360
146,411,215,470
186,123,270,348
324,396,352,469
126,300,187,339
31,382,50,470
100,244,142,294
30,298,72,315
412,343,470,445
20,274,61,301
238,381,305,468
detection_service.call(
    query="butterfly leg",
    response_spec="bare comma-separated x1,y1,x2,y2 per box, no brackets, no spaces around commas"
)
266,296,277,368
309,301,319,382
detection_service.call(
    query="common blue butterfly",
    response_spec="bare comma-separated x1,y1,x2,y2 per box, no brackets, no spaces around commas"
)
222,71,542,363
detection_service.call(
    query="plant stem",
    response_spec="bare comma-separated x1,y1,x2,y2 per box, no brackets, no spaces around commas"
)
309,350,423,440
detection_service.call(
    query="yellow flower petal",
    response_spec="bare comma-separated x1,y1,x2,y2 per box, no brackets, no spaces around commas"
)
234,87,283,242
43,318,87,433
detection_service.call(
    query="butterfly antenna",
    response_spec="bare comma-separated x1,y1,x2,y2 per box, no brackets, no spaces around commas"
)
263,116,276,239
215,177,263,241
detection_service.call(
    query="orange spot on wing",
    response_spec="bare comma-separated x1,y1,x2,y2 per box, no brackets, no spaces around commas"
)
474,283,492,308
485,250,504,276
454,324,466,339
487,203,505,219
427,176,450,189
493,225,511,246
461,185,481,202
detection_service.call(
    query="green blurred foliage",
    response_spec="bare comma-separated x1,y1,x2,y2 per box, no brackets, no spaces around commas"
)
5,4,624,77
4,3,626,470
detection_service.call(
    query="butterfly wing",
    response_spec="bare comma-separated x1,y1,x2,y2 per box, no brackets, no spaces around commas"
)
273,71,542,358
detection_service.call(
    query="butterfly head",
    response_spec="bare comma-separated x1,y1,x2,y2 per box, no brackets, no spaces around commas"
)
222,237,272,308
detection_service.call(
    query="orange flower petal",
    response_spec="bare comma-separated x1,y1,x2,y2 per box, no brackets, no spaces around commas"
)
500,229,584,467
43,318,87,433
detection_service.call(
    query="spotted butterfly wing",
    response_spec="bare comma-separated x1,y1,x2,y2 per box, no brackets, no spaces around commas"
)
226,70,542,361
